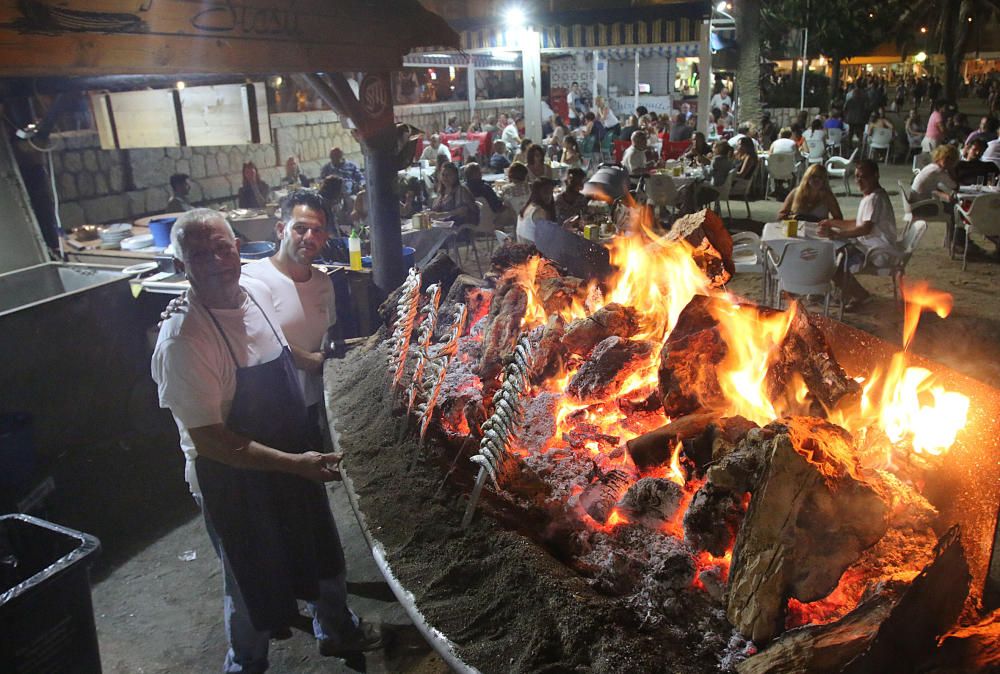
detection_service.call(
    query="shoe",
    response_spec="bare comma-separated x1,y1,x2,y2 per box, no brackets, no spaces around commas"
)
318,622,383,657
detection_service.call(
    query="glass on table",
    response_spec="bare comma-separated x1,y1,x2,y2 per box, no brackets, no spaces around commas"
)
976,175,985,187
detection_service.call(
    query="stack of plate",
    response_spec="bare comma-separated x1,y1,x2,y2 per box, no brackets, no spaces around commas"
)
121,233,154,251
99,223,133,249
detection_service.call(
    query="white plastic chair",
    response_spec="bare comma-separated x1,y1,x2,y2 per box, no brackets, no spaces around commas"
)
731,231,763,274
912,152,932,175
644,173,679,217
906,133,925,163
857,219,928,301
472,198,499,255
713,171,735,220
495,230,511,245
825,148,859,196
805,138,826,165
955,193,1000,270
766,239,839,316
897,179,949,245
825,127,844,156
766,152,797,198
867,127,894,164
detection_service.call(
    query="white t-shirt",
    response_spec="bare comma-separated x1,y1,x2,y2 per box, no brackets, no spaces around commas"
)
566,91,578,119
151,279,286,496
983,138,1000,168
621,145,647,174
541,100,555,124
710,93,733,111
911,163,956,200
421,143,451,162
516,202,549,243
602,107,620,128
501,123,521,149
769,138,798,154
241,259,336,407
855,188,899,252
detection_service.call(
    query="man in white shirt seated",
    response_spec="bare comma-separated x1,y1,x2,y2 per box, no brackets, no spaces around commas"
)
621,131,654,174
710,87,733,115
151,209,381,672
818,159,899,310
502,116,523,152
420,134,452,163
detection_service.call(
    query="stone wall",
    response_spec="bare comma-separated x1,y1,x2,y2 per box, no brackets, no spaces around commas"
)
763,107,822,130
52,111,362,228
50,100,529,228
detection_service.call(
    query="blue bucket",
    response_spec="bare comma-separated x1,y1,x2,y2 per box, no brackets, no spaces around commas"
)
148,217,177,248
361,246,416,270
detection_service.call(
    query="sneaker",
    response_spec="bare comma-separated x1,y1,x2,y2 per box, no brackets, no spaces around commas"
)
318,622,383,657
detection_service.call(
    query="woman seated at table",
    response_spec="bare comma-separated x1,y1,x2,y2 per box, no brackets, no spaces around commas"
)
734,137,759,181
561,136,584,169
428,162,479,226
684,141,735,212
802,118,826,147
526,144,553,181
502,162,532,216
683,132,712,165
777,164,844,222
237,161,270,208
546,116,569,150
516,177,559,244
912,144,963,249
555,168,590,226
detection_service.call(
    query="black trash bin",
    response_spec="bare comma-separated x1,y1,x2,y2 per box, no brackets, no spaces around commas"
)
0,514,102,674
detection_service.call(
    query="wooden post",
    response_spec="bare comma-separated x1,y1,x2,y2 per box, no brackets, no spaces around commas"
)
303,72,406,298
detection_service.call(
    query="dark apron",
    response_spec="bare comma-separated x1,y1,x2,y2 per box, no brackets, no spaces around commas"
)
195,292,345,632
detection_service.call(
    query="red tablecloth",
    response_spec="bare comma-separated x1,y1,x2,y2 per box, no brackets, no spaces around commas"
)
414,132,493,163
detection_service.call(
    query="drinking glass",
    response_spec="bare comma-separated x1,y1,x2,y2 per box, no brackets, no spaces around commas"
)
976,175,985,187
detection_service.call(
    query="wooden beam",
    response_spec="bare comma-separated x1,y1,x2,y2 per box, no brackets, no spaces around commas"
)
0,0,458,77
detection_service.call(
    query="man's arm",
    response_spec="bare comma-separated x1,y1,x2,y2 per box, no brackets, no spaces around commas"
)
817,217,873,239
189,423,340,482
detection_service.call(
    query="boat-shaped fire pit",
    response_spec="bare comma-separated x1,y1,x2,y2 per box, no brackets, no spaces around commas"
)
325,213,1000,673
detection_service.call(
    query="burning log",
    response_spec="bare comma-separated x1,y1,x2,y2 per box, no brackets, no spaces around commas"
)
625,412,718,472
684,415,760,472
738,527,972,674
616,477,685,530
657,295,861,418
767,305,861,413
535,274,587,317
726,418,890,644
579,468,631,524
563,303,641,357
567,336,655,402
684,483,747,558
922,610,1000,673
665,209,734,287
489,240,538,274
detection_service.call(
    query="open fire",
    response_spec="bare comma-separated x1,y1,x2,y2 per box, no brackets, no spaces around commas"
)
380,210,998,671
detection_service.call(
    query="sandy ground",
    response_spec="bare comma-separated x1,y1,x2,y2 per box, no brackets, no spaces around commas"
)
89,100,1000,674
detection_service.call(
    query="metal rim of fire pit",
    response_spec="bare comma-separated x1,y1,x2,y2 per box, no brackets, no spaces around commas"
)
336,463,479,674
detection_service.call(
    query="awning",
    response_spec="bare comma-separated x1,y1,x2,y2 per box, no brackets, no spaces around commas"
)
414,3,708,54
0,0,460,77
595,43,700,60
402,53,522,70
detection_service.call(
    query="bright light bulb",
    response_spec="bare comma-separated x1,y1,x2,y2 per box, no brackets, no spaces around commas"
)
716,1,727,10
176,81,185,90
504,6,525,28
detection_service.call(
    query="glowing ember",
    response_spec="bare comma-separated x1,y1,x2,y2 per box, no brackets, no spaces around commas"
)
666,441,685,486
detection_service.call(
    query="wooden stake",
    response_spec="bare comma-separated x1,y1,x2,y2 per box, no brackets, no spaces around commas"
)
461,467,488,529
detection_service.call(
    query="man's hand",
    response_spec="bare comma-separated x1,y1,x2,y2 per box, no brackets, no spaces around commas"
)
158,291,189,326
295,451,343,482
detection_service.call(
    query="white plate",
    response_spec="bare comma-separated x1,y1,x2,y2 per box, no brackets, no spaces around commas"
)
122,262,159,276
121,234,154,250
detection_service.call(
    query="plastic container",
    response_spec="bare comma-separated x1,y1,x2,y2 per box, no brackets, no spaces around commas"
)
348,231,363,271
147,217,177,248
0,414,36,494
0,514,102,674
361,246,415,271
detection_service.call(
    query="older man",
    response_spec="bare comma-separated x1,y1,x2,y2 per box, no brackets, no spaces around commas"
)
818,159,898,310
420,134,452,163
622,131,654,174
320,147,364,195
152,209,379,673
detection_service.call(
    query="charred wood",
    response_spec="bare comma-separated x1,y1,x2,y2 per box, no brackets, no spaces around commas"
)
566,336,655,402
625,412,718,472
563,303,641,357
665,209,734,287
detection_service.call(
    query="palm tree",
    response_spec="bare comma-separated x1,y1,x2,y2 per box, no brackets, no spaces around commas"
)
734,0,763,124
896,0,1000,100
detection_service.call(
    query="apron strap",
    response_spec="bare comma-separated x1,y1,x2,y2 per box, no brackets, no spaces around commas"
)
204,288,285,367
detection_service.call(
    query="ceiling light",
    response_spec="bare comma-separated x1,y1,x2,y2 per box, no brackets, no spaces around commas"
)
504,6,526,29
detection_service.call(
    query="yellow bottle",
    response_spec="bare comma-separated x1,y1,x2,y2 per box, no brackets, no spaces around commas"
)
349,230,363,271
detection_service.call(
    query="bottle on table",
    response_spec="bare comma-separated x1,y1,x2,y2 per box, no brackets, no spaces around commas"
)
349,229,363,270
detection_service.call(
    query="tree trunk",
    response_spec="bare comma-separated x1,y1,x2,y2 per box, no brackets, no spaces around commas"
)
734,0,763,124
830,55,842,104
